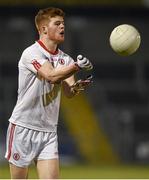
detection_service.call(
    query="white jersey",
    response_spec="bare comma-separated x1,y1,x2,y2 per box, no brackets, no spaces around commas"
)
9,40,74,132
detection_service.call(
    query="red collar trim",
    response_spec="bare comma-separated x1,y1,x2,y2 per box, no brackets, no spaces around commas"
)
37,40,59,55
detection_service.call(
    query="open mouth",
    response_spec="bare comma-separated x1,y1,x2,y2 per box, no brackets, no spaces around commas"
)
60,31,64,35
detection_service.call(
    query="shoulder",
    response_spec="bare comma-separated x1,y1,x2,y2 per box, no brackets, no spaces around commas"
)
19,42,46,67
22,43,41,57
58,49,75,63
59,49,70,58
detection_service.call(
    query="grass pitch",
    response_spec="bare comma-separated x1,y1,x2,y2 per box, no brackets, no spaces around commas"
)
0,164,149,179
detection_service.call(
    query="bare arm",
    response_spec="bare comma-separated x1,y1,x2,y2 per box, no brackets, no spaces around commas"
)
37,61,79,83
62,75,76,98
37,55,93,85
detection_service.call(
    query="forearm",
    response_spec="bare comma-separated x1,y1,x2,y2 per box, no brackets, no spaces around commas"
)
38,54,93,84
38,63,79,83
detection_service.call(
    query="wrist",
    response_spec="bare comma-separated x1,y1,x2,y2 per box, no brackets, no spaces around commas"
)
74,62,81,71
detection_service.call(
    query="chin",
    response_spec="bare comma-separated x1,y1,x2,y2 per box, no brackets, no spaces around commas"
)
57,38,64,44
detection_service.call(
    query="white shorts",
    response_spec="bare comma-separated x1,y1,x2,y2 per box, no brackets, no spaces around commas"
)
5,123,58,167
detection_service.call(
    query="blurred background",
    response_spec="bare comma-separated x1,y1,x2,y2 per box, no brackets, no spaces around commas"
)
1,0,149,178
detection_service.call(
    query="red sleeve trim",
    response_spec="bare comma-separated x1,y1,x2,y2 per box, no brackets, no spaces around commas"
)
32,60,41,71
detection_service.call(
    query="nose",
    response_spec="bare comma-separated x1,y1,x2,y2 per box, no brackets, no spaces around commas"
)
60,22,64,28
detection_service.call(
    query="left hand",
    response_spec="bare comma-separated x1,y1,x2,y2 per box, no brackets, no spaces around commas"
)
71,75,93,95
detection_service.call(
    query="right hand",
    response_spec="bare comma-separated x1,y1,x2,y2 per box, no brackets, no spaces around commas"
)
76,55,93,70
71,75,93,95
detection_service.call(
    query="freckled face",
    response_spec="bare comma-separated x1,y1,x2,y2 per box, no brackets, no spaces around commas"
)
46,16,65,43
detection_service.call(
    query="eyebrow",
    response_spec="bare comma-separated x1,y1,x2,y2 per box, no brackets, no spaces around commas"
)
54,20,64,25
54,20,64,23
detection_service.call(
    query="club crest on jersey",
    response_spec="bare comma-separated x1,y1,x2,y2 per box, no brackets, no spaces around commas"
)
13,153,20,161
58,59,65,65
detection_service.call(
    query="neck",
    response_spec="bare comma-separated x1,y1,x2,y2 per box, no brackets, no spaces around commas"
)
39,37,58,54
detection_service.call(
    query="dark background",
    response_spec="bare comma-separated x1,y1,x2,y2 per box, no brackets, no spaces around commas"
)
0,0,149,165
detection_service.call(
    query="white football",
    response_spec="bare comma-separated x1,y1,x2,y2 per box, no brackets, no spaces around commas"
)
109,24,141,56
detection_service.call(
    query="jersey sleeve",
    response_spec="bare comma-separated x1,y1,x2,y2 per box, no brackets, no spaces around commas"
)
21,48,49,74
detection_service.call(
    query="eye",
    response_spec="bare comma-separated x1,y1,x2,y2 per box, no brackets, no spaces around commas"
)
55,21,61,26
55,21,65,26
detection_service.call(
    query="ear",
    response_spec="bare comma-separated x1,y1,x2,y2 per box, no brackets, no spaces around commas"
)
42,26,48,34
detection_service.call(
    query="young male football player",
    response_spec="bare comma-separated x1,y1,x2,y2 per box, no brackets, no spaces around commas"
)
5,7,93,179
